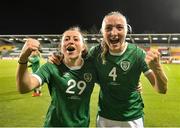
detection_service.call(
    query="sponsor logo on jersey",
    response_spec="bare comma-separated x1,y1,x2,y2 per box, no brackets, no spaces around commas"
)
63,72,70,77
120,61,130,71
84,73,92,82
68,95,81,100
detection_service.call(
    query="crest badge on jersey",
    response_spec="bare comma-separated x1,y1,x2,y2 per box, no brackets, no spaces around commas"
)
84,73,92,82
120,61,130,71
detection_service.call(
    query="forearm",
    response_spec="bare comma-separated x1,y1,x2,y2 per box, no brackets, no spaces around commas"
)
16,63,33,93
151,64,168,94
16,64,29,88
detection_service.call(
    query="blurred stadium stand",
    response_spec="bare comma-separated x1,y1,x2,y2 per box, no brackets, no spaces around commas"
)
0,34,180,63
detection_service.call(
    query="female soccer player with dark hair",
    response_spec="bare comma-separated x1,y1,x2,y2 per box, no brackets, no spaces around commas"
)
16,27,97,127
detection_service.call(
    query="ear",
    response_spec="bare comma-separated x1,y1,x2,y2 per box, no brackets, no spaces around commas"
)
81,44,88,58
127,24,132,34
82,44,86,51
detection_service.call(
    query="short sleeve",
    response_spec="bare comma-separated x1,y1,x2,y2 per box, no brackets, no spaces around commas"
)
33,63,51,85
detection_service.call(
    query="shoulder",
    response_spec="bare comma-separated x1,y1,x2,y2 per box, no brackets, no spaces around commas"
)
40,62,58,69
127,43,138,49
89,44,101,53
128,43,145,53
88,44,101,58
126,43,146,61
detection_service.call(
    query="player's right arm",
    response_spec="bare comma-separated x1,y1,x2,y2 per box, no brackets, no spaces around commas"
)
16,38,41,94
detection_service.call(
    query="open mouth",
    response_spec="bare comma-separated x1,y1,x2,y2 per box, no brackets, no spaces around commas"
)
66,46,75,51
109,39,120,44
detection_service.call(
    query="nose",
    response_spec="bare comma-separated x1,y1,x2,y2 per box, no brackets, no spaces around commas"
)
111,27,118,36
68,38,75,44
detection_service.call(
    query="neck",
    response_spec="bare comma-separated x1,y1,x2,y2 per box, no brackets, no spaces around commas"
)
109,42,127,53
63,56,83,68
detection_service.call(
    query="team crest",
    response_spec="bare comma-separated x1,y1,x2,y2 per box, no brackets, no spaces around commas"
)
84,73,92,82
120,61,130,71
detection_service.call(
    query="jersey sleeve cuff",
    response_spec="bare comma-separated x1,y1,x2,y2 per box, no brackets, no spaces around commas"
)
144,69,153,76
32,74,43,85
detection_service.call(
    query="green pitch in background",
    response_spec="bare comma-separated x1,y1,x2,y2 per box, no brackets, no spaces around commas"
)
0,59,180,127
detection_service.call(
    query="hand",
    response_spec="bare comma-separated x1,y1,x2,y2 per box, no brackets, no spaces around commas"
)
145,49,161,69
19,38,40,62
48,52,63,65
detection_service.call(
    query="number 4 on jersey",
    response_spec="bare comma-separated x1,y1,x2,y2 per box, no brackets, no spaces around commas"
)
109,67,117,81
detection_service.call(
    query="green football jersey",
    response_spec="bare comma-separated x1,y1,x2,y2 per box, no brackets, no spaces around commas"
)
28,55,40,73
89,42,150,121
34,58,96,127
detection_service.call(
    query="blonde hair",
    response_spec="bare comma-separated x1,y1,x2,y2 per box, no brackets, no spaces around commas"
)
100,40,108,64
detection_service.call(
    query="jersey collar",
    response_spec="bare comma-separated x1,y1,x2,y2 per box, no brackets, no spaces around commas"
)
64,59,84,70
109,42,128,56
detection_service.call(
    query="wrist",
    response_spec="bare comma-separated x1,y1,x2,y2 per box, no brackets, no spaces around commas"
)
149,62,161,70
18,57,28,64
18,60,28,64
150,65,162,72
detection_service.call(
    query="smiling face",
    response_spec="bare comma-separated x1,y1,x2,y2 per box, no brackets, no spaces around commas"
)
101,14,128,53
61,30,84,60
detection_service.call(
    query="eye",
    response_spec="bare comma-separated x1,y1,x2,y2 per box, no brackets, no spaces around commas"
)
74,38,79,41
64,38,69,41
116,25,125,31
74,39,78,41
105,25,112,32
63,36,70,42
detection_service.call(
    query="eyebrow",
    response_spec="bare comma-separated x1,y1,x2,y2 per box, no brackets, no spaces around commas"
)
64,36,80,40
106,24,125,27
65,36,79,38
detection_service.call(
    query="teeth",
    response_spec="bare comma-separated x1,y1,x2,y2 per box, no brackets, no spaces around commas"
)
110,36,119,40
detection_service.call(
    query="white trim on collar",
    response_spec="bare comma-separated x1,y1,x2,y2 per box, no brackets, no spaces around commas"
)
109,42,128,56
64,59,84,70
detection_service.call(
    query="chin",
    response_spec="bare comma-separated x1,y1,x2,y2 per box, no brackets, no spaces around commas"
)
68,55,79,60
110,45,120,50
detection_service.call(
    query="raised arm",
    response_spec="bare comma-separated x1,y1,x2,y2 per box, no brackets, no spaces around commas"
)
145,49,168,94
16,39,40,94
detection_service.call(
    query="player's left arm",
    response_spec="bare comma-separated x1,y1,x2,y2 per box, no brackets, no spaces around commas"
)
145,49,168,94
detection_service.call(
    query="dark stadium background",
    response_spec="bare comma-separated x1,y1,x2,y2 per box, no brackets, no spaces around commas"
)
1,0,180,127
0,0,180,34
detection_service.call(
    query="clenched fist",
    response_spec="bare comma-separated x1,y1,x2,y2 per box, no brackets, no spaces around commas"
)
19,38,40,63
145,49,161,69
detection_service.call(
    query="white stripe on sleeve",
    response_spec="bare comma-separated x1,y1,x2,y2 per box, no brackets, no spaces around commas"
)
32,74,42,85
144,69,153,76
